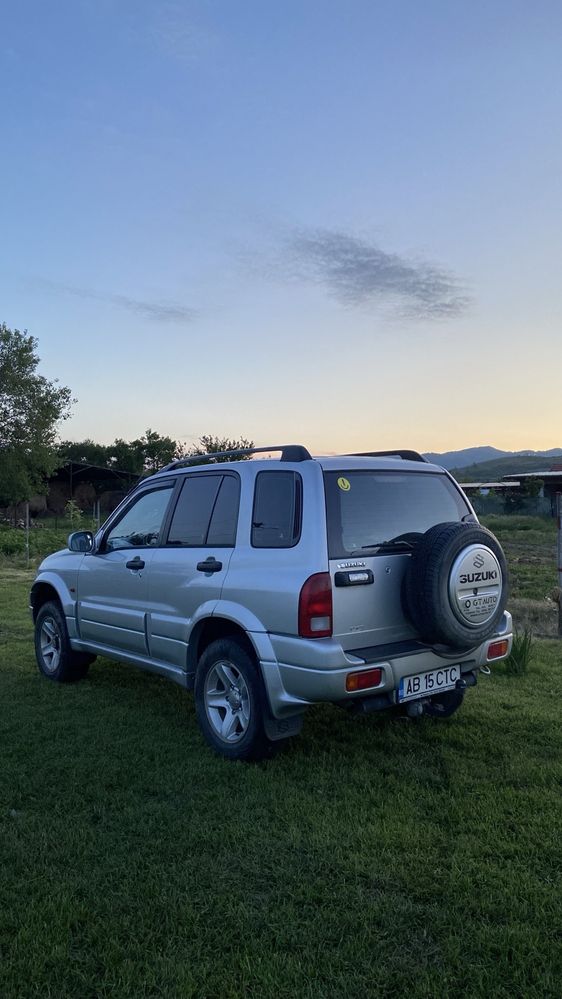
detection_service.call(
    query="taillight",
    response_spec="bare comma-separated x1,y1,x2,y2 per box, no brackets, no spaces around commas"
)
346,668,382,692
298,573,333,638
487,639,509,660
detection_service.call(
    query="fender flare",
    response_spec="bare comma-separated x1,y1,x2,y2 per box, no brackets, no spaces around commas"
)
213,599,277,664
190,601,306,719
30,571,76,623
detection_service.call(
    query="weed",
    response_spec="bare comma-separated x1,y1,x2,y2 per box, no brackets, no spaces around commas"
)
506,627,535,675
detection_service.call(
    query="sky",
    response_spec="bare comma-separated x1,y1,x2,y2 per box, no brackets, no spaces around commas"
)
2,0,561,455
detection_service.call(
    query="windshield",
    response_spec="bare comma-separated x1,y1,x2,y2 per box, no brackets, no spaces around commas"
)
324,470,470,558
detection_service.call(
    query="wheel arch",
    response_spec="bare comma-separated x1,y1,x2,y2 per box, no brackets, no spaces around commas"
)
187,616,263,675
30,581,63,621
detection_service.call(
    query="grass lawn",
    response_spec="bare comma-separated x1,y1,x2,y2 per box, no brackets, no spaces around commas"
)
1,568,561,998
480,515,558,602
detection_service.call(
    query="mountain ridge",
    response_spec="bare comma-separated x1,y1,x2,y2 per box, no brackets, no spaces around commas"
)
422,445,562,471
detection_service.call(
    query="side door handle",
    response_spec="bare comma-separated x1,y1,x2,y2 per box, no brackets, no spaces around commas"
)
126,556,145,570
196,557,223,574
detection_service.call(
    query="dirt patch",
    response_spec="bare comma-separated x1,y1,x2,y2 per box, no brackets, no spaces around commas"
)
508,598,560,638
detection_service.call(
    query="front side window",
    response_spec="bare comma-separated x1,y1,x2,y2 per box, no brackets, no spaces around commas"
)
325,470,469,558
251,471,302,548
104,486,174,551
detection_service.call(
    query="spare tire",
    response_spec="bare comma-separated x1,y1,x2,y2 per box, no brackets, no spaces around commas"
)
403,522,508,650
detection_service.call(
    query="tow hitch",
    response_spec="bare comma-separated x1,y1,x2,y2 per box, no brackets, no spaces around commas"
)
457,671,478,689
405,700,425,717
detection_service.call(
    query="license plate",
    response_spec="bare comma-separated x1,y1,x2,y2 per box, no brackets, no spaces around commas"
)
398,664,461,702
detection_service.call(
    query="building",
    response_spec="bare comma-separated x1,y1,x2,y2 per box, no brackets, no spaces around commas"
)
501,469,562,516
459,481,520,496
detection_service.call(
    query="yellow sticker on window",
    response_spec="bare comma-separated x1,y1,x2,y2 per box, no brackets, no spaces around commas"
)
337,477,351,492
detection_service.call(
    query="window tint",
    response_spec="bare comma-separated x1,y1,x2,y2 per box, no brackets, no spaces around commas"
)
105,486,174,551
207,475,240,546
251,471,301,548
167,475,221,546
325,471,469,558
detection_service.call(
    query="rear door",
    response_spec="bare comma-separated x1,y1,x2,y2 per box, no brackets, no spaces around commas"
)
324,469,469,650
147,471,240,669
77,481,175,655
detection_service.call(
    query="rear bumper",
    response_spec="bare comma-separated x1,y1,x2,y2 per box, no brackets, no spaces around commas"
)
259,611,513,719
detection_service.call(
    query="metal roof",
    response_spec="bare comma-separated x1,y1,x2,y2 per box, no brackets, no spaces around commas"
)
502,471,562,480
460,481,520,489
51,460,138,482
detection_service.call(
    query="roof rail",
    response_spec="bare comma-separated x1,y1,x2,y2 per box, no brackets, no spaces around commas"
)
347,449,428,464
160,444,313,472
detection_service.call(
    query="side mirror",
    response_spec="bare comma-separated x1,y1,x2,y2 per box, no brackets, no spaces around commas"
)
68,530,94,552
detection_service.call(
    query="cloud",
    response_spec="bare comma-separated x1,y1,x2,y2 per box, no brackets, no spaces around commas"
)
35,279,197,324
99,292,196,323
281,227,469,319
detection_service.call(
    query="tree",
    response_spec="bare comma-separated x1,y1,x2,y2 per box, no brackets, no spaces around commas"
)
185,435,255,463
58,438,111,467
137,428,181,472
503,478,544,514
107,438,145,475
0,324,73,508
59,430,182,476
109,430,181,474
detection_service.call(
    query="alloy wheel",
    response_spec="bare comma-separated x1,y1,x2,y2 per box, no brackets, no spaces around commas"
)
204,660,251,743
40,616,62,674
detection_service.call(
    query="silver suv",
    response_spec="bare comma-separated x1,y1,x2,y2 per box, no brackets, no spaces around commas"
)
31,445,512,760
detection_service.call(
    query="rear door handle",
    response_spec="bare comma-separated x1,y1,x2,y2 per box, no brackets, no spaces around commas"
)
196,557,223,573
126,557,145,570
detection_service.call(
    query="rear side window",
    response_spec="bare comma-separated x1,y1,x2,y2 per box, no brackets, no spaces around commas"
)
167,474,240,547
207,475,240,546
325,470,469,558
251,471,302,548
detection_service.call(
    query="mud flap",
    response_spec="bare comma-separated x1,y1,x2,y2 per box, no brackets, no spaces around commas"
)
263,710,305,741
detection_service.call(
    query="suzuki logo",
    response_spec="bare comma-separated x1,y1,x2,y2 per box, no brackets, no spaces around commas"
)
473,553,485,569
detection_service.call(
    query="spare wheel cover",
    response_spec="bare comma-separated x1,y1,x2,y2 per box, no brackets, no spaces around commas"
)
448,543,503,629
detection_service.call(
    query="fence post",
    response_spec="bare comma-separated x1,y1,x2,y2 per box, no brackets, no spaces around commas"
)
556,493,562,638
25,501,30,568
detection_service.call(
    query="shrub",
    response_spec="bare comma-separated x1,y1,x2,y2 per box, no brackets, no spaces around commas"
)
506,628,535,675
64,498,85,525
0,525,69,563
0,527,26,556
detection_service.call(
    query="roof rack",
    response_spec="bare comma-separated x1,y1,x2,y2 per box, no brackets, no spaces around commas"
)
347,450,428,464
160,444,313,472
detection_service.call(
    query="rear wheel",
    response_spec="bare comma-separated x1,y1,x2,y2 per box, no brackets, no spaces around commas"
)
35,601,93,682
194,638,279,761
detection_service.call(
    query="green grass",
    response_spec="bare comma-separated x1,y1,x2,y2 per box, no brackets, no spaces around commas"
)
481,515,558,601
1,569,561,998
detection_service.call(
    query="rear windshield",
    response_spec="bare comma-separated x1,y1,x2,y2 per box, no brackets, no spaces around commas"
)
324,470,470,558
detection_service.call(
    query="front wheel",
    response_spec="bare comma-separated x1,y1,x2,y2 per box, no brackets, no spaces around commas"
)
194,638,279,761
35,601,93,682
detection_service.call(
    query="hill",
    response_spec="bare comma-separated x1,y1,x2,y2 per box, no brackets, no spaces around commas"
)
424,446,562,470
448,454,554,482
424,446,507,469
